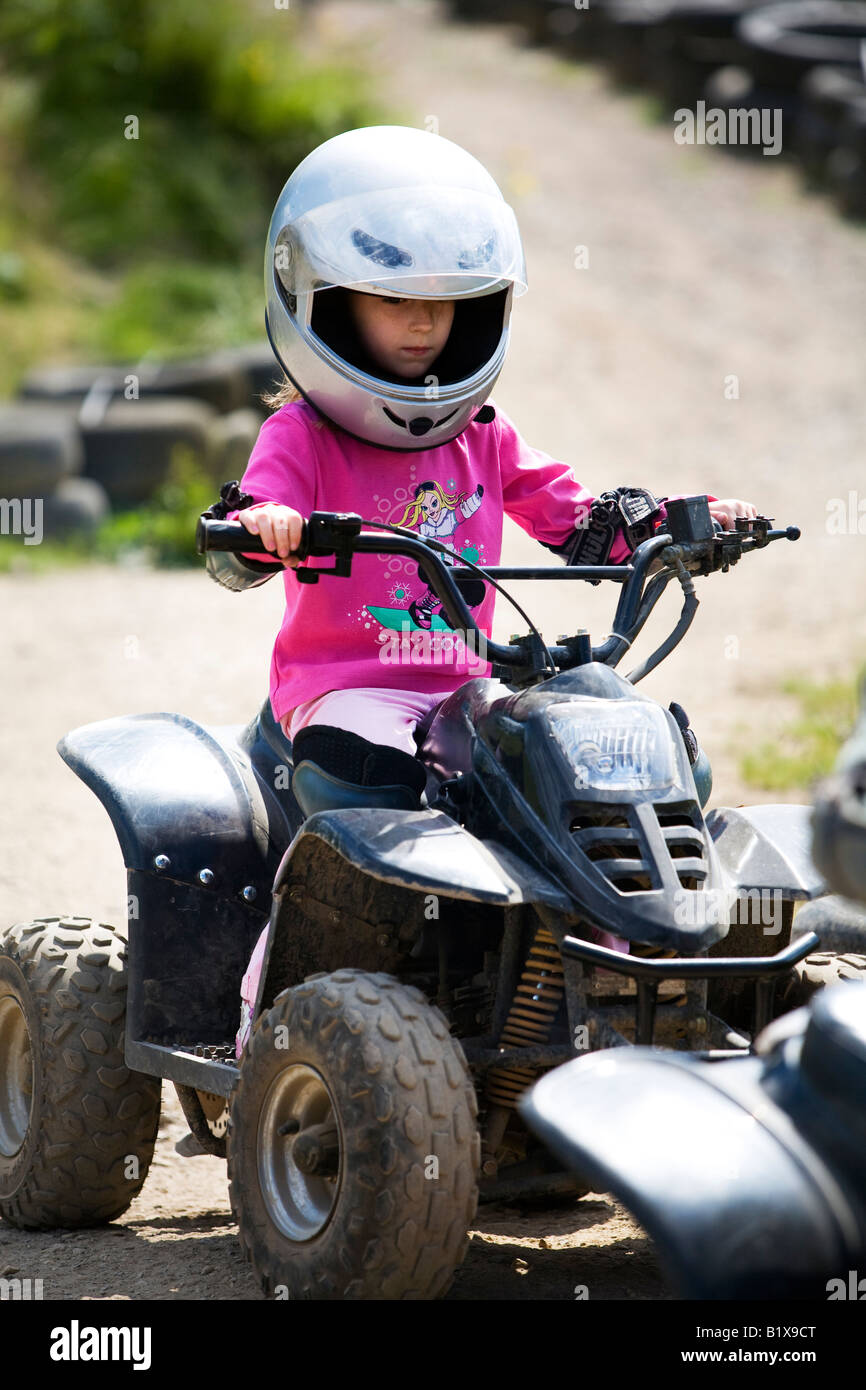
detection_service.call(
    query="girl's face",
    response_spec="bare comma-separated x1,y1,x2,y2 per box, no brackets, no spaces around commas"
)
348,292,454,379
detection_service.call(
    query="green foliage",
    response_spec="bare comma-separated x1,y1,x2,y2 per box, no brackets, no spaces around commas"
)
0,251,28,301
0,0,390,392
740,672,865,792
0,0,383,267
90,260,262,360
92,448,217,567
0,448,217,572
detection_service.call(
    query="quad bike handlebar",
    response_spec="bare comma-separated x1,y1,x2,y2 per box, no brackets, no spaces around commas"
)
197,496,799,685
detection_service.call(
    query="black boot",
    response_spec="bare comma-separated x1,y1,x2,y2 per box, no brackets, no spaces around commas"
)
290,724,428,818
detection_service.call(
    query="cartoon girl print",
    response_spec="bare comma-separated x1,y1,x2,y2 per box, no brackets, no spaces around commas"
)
397,479,485,629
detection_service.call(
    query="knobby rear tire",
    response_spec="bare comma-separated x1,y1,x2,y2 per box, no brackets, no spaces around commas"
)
0,917,161,1229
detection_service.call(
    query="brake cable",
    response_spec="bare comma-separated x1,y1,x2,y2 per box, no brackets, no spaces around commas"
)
626,550,699,685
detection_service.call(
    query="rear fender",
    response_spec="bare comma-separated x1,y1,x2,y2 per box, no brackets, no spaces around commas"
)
59,712,294,1049
58,711,292,898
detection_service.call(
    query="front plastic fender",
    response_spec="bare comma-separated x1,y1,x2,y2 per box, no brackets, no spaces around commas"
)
705,803,826,901
273,806,575,910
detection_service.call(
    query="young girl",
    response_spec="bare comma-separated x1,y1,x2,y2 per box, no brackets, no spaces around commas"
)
209,126,754,1051
209,125,754,808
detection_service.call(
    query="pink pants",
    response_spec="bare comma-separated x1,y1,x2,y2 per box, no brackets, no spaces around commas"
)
279,686,458,754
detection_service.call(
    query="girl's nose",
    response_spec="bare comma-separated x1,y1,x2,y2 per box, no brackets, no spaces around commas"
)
409,303,435,331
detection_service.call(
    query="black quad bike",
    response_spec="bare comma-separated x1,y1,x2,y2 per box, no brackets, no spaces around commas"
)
1,494,858,1300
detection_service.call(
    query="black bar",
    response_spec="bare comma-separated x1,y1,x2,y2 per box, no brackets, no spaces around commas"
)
754,976,778,1034
449,566,632,582
561,930,821,979
125,1039,239,1097
461,1043,576,1072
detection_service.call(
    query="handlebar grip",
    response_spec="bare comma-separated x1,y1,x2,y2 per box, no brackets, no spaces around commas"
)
196,516,309,560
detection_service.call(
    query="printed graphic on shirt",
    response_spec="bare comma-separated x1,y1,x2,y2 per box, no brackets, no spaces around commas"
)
365,478,486,634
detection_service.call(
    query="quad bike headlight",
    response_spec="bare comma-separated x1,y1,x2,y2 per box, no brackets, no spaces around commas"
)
546,700,676,793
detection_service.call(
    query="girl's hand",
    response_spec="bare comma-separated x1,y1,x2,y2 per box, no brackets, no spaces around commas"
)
708,498,758,531
238,503,305,567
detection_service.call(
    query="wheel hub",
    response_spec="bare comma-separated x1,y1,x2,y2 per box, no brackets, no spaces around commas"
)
0,994,33,1158
257,1063,342,1242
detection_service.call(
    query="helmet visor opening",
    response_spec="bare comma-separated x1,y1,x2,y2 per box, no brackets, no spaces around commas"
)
309,286,509,388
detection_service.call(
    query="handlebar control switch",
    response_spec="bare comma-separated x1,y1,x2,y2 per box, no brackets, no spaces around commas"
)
664,496,715,543
297,511,365,583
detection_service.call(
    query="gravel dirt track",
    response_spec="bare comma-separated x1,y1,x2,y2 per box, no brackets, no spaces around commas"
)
2,0,865,1302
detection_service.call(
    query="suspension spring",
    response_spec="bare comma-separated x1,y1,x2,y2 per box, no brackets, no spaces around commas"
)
486,922,566,1109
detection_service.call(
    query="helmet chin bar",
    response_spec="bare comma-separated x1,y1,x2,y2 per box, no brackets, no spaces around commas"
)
381,405,461,438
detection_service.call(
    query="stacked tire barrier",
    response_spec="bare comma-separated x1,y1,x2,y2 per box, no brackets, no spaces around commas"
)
0,344,282,539
447,0,866,217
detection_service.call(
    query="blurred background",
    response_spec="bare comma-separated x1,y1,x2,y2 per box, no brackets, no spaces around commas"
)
2,0,865,930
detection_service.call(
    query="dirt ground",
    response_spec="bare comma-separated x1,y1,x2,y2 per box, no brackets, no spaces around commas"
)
2,0,865,1302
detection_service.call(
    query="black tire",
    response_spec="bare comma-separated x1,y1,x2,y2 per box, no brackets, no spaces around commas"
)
792,894,866,954
228,969,479,1300
0,917,161,1229
79,396,216,507
133,353,251,415
794,64,866,184
774,951,866,1013
206,408,263,483
830,98,866,219
737,1,866,90
225,343,285,416
19,354,250,415
0,403,83,495
41,476,111,537
652,0,766,110
527,0,594,55
699,65,802,158
598,0,673,89
17,363,130,407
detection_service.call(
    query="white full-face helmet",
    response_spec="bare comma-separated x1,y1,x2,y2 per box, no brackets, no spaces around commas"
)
264,125,528,451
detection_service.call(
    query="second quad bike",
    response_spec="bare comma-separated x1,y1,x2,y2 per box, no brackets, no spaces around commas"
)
2,493,861,1299
520,676,866,1300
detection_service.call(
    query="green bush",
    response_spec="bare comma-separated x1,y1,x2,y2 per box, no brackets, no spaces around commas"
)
0,448,219,572
92,447,219,567
0,0,383,267
90,260,262,359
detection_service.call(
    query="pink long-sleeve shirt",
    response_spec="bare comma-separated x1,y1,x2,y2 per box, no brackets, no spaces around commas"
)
227,399,637,724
